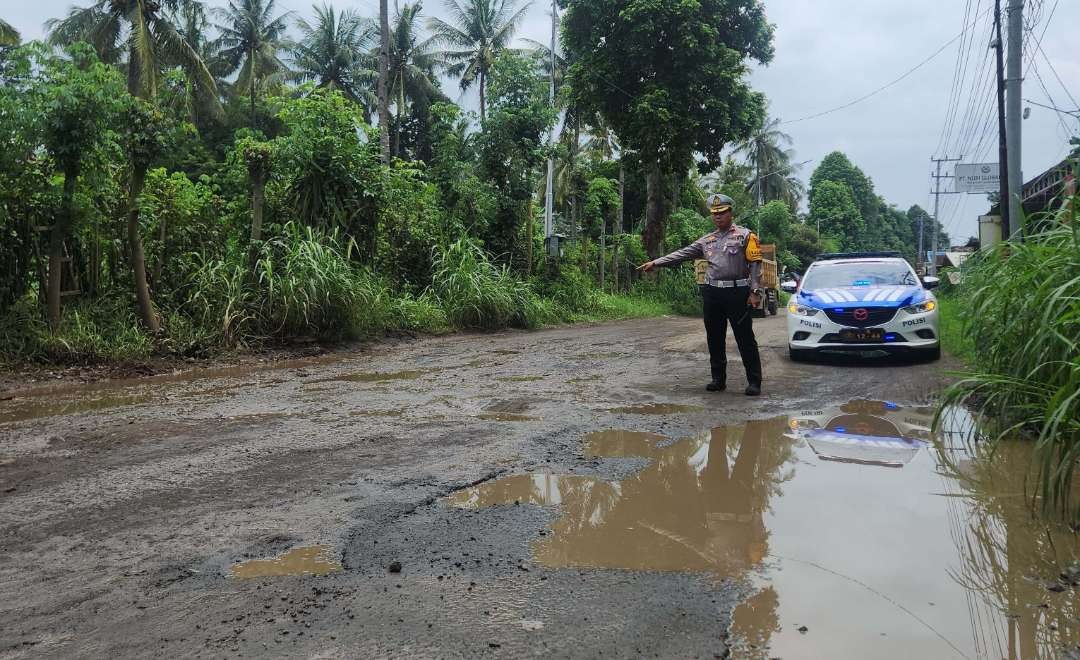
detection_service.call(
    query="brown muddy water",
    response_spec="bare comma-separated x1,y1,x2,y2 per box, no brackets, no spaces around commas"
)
230,545,343,579
449,401,1080,660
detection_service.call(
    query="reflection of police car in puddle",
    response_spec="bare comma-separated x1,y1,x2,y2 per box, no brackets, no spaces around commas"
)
786,399,933,468
782,252,941,361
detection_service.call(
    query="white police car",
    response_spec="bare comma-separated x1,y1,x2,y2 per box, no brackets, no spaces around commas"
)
782,252,940,361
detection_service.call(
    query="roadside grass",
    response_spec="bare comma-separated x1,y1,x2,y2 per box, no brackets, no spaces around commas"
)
936,195,1080,523
1,232,693,366
936,295,975,362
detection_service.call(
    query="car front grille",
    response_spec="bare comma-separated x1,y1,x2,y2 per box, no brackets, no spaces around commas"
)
823,307,897,327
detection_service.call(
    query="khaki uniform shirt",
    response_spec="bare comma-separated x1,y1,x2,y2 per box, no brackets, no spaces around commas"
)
653,225,763,289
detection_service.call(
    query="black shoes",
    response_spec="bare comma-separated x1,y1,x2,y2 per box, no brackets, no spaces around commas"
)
745,383,761,396
705,380,726,392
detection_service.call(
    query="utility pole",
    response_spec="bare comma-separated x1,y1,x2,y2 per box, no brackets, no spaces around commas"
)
543,0,557,255
929,156,963,276
993,0,1011,237
377,0,391,163
1005,0,1024,237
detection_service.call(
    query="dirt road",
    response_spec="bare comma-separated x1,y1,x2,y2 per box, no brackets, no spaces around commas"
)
3,313,1077,658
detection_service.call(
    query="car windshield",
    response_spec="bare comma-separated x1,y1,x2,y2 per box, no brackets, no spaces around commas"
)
802,262,918,289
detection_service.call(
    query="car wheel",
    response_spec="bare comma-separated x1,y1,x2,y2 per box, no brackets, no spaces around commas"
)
767,297,778,315
789,347,812,362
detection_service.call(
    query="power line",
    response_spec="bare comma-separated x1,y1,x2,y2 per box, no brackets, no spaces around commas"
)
781,6,993,125
936,0,978,155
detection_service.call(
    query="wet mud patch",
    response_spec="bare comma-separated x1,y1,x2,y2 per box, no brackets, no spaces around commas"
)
349,409,405,418
475,413,541,422
606,402,705,415
495,375,545,382
309,369,426,384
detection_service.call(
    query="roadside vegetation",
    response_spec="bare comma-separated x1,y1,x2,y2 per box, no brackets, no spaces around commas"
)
938,177,1080,522
0,0,958,370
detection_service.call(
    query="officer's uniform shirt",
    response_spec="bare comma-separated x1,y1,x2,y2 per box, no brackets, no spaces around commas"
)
653,225,763,289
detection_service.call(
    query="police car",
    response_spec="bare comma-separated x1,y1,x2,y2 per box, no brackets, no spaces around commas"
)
782,252,941,361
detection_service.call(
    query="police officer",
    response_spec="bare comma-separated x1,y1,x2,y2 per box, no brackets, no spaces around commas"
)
640,193,764,396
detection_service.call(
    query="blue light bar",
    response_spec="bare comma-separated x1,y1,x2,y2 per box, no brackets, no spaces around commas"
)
884,333,898,342
834,308,844,313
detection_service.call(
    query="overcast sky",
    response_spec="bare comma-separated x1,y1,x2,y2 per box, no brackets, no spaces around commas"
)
7,0,1078,241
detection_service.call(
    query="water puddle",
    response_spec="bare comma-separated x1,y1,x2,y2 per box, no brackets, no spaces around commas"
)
496,376,545,382
312,370,425,383
0,393,153,424
606,402,704,415
449,399,1080,659
230,545,342,579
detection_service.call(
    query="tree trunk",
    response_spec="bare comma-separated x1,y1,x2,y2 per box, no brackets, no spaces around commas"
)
526,196,534,276
250,47,257,130
643,161,665,258
47,165,79,332
128,163,159,333
599,216,605,288
479,69,486,123
612,240,619,291
377,0,391,163
618,164,625,232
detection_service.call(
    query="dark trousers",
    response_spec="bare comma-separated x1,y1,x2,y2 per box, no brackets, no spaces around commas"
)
701,285,762,386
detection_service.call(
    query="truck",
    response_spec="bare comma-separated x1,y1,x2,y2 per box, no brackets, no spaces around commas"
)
693,242,779,317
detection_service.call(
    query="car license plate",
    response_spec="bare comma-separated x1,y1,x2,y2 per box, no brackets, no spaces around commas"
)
839,328,884,343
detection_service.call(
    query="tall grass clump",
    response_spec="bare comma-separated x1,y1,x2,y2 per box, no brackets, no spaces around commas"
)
187,223,394,346
939,194,1080,521
427,237,547,329
0,296,153,364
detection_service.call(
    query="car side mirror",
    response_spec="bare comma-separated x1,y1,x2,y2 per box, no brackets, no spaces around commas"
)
781,280,798,293
921,276,940,289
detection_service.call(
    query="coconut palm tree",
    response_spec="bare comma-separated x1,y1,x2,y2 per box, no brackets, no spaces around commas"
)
46,0,219,103
0,18,20,46
386,2,445,155
737,115,802,210
163,0,228,124
426,0,530,122
215,0,292,127
291,3,376,116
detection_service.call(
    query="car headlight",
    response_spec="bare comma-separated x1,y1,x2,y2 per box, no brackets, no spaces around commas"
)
901,300,937,314
787,302,821,317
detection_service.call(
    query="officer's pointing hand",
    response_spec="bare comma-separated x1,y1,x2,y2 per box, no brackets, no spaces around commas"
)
638,261,655,272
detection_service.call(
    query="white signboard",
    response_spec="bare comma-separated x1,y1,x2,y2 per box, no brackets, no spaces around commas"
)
955,163,1000,193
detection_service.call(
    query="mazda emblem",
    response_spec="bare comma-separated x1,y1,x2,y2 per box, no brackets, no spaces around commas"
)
853,308,869,321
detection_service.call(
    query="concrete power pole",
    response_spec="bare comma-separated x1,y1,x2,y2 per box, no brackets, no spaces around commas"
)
543,0,557,254
993,0,1010,237
929,156,963,276
1005,0,1024,237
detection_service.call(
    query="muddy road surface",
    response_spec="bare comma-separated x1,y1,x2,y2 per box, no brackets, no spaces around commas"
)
3,314,1079,658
